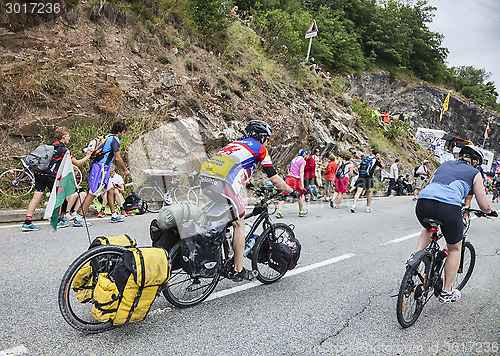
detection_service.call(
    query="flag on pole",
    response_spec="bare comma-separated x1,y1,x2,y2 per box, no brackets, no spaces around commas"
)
484,117,491,139
439,89,452,121
44,152,77,231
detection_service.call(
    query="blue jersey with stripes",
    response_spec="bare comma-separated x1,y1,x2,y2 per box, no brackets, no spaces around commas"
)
418,160,478,206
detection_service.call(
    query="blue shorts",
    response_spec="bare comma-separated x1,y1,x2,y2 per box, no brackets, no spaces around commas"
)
88,162,111,196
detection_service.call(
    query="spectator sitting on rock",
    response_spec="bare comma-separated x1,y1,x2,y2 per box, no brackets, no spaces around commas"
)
231,5,238,16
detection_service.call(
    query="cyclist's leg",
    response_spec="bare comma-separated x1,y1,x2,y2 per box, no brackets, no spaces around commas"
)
443,240,463,292
232,217,245,273
416,228,432,251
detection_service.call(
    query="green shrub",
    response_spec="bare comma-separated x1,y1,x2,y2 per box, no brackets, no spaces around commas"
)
217,76,230,89
158,55,171,64
221,91,232,100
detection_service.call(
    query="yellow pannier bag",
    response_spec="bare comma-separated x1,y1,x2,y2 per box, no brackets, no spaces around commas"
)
89,234,137,249
72,263,94,303
112,247,171,325
91,273,121,322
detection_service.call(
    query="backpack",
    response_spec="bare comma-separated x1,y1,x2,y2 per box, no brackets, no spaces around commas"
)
335,162,347,179
87,135,110,162
268,235,301,273
358,156,374,177
72,235,138,303
179,222,224,278
26,144,55,171
91,247,170,325
123,194,147,215
413,166,420,178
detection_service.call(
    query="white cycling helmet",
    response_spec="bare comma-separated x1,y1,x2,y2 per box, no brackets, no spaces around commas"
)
459,145,484,167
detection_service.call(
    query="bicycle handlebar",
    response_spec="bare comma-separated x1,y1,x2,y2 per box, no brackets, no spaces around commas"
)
463,207,498,218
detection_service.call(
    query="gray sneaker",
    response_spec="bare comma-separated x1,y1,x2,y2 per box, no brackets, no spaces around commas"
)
439,289,461,303
111,214,125,223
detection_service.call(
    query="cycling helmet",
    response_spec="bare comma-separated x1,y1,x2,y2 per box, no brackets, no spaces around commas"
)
459,145,484,167
298,149,307,156
245,120,272,141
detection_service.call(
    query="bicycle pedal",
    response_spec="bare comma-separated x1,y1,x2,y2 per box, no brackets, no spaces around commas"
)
251,270,259,278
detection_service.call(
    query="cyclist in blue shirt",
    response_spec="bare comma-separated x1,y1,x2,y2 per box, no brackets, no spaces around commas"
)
414,146,493,303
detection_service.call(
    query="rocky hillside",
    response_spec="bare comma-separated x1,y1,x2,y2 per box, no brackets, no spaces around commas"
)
0,1,497,175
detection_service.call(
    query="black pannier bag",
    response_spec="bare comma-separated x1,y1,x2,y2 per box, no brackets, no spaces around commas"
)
150,218,182,270
179,222,225,278
268,235,301,273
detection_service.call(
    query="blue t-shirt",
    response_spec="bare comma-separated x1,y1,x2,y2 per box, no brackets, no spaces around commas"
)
96,134,120,166
418,160,478,206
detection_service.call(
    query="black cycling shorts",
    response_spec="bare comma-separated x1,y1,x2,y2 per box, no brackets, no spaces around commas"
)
355,176,374,190
415,198,463,245
34,172,55,192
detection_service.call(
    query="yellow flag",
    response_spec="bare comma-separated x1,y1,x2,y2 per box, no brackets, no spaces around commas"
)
439,89,452,121
484,118,490,139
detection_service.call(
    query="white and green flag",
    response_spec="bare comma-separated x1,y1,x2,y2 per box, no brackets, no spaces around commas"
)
44,152,77,231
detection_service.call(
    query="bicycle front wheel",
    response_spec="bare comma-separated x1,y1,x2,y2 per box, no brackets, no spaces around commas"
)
452,241,476,291
138,186,164,213
58,245,128,333
162,242,220,308
172,185,198,205
251,223,294,284
0,169,34,196
396,255,430,328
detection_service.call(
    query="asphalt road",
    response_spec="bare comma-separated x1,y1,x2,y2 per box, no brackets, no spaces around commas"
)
0,196,499,356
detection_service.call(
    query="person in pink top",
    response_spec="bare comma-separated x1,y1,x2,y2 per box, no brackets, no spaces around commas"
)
276,149,309,218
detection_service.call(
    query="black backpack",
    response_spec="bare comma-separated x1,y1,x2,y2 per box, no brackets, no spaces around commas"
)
413,166,420,178
123,194,147,215
335,162,347,179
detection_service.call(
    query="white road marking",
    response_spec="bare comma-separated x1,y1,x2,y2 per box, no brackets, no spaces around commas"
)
0,217,101,229
382,232,420,245
0,345,28,355
206,253,355,302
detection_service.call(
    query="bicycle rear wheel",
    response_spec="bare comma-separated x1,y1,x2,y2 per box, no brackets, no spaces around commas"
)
251,223,293,284
396,255,430,328
138,186,164,213
0,169,34,196
452,241,475,291
162,242,220,307
58,245,128,333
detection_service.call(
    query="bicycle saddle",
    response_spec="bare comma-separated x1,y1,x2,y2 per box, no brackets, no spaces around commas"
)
422,218,443,230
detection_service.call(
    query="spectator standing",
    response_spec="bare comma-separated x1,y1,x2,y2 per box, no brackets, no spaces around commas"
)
413,160,430,201
312,148,323,188
73,122,130,226
230,5,238,16
323,154,337,202
386,159,400,196
97,163,127,218
22,127,92,231
351,149,384,213
331,153,354,208
276,149,308,218
304,153,316,200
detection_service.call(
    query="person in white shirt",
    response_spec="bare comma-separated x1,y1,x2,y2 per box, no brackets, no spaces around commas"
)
97,163,127,220
386,159,400,196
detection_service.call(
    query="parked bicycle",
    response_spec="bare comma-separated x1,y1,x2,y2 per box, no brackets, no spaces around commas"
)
163,183,296,307
0,156,82,197
396,207,497,328
137,169,198,213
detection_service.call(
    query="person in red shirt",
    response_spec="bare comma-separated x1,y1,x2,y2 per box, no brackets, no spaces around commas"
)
304,154,317,200
323,154,337,202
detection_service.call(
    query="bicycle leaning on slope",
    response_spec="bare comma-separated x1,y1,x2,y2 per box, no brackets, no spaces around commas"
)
0,156,82,197
396,207,497,328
